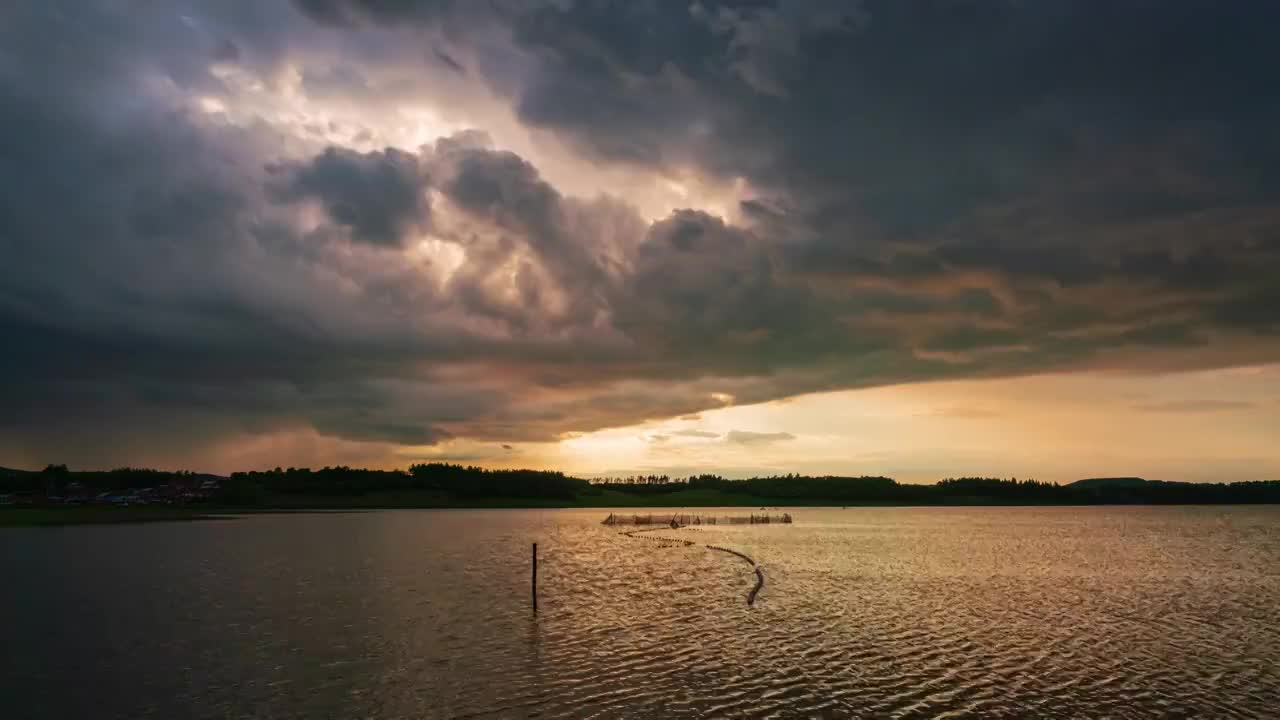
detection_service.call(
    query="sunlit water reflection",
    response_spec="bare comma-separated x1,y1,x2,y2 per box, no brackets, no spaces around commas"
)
3,506,1278,718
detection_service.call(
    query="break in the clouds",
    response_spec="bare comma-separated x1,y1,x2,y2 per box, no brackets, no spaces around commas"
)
1,1,1279,469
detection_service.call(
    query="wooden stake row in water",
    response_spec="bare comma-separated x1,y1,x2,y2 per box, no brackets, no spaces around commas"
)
601,512,793,526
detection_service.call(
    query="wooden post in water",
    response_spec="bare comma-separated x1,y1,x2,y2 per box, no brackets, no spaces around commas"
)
532,542,538,614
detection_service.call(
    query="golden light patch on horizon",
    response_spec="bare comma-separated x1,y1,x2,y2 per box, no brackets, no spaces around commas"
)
529,364,1280,483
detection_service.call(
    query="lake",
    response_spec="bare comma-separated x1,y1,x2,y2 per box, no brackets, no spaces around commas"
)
3,506,1279,718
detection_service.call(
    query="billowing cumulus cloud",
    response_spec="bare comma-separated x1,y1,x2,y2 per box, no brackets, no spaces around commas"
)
1,0,1279,470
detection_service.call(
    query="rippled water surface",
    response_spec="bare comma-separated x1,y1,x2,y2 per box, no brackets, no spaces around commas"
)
4,506,1279,718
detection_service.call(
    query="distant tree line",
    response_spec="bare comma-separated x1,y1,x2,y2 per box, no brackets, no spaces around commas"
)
225,463,587,500
5,464,1280,505
689,473,904,502
0,464,208,494
585,473,1280,505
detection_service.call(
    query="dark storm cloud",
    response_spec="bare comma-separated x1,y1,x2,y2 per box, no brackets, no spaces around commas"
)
213,39,241,62
271,146,431,246
292,2,1280,320
432,48,464,73
0,4,517,461
3,0,1280,467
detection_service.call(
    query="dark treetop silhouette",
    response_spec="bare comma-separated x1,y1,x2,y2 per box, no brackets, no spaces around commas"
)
4,464,1279,508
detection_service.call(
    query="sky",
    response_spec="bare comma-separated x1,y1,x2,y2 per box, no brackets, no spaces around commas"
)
1,1,1278,482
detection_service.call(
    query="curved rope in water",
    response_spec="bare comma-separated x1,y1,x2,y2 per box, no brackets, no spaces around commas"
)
620,529,766,606
748,567,765,605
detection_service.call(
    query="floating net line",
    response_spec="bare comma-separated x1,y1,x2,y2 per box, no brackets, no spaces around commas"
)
610,514,782,605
